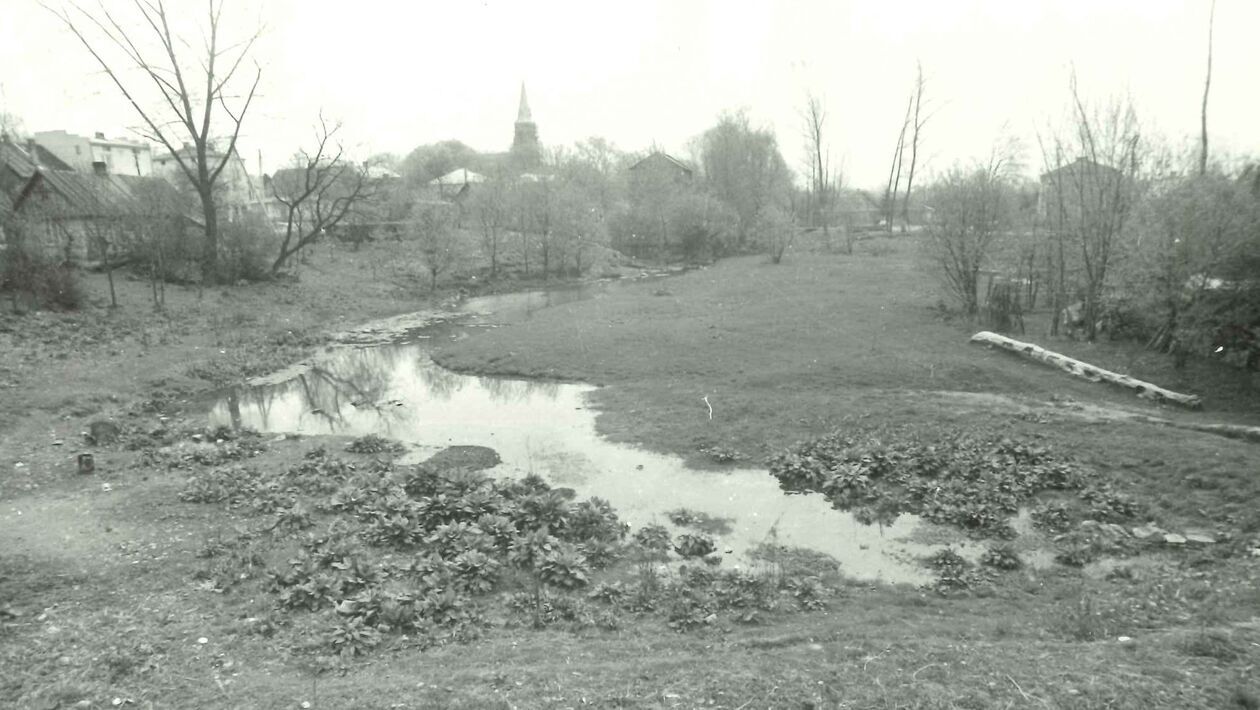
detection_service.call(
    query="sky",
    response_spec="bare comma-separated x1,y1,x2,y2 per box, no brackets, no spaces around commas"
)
2,0,1257,189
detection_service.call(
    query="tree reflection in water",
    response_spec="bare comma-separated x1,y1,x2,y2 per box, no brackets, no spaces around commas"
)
222,345,412,433
212,340,567,436
481,376,561,404
415,360,467,400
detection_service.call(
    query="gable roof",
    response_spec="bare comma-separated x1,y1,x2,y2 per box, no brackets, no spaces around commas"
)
628,151,693,175
1040,156,1123,181
429,168,487,185
2,136,184,219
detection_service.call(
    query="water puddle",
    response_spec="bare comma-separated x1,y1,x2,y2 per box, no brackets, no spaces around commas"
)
209,286,945,585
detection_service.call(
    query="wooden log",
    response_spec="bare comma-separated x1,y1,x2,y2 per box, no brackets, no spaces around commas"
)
969,331,1203,409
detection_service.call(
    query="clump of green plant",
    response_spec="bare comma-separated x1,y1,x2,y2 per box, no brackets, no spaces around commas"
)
345,434,406,455
1030,501,1075,533
980,544,1023,571
632,524,672,553
667,508,734,535
924,548,987,594
179,465,260,505
674,533,717,559
769,429,1093,538
1079,483,1144,523
700,444,746,464
184,445,853,656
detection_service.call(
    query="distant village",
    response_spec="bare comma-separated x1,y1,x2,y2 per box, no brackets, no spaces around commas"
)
1,84,922,275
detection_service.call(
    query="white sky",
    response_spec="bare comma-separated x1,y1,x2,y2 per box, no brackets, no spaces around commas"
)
2,0,1257,188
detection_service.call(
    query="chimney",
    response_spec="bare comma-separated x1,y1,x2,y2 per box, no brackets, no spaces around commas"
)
94,131,106,140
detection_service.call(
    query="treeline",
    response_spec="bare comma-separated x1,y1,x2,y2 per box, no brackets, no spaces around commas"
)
919,89,1260,369
396,109,837,284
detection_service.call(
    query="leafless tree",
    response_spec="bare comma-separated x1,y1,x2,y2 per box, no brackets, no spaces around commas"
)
469,176,510,279
269,117,373,274
801,93,838,252
411,203,459,291
758,205,798,265
883,96,913,231
1199,0,1216,176
900,62,931,232
0,110,25,139
1040,73,1143,341
922,150,1017,318
45,0,262,283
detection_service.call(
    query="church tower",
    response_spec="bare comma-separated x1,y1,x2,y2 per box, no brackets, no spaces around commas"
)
510,83,541,169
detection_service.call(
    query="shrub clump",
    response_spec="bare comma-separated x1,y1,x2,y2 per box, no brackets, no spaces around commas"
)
769,430,1090,538
184,445,847,658
345,434,406,455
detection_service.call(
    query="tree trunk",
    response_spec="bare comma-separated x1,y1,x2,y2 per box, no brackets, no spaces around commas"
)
1199,0,1216,176
105,262,117,308
199,185,218,284
490,232,498,280
970,331,1202,408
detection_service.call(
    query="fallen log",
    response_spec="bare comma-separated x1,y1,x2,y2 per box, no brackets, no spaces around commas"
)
969,331,1203,409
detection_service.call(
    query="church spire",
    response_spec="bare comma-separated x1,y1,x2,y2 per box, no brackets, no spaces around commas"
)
516,82,533,123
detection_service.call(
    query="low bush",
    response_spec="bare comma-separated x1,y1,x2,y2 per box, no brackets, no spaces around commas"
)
345,434,405,455
0,244,85,311
769,430,1088,539
181,443,843,658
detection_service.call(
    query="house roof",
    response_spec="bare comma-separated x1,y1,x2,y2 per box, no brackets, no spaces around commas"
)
429,168,487,185
833,189,880,213
2,136,184,219
1040,156,1123,181
0,138,73,176
628,151,693,175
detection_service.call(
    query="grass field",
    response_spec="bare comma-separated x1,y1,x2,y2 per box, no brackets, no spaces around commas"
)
2,235,1259,708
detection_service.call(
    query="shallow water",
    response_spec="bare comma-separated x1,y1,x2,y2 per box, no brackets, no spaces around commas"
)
209,285,942,584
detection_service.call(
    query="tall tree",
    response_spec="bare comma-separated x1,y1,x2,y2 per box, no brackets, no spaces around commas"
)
883,96,913,231
46,0,262,283
699,111,791,248
1199,0,1216,176
1042,73,1144,341
469,175,511,279
801,93,836,251
900,62,931,232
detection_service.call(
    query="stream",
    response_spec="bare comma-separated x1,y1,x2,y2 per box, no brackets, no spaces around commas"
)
208,280,946,584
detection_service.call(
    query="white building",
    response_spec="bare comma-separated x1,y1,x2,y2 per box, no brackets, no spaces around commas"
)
154,143,265,221
33,129,153,177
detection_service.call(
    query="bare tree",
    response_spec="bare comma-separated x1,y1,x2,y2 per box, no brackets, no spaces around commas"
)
1199,0,1216,176
411,203,459,291
883,96,913,231
900,62,931,232
922,151,1016,318
1041,73,1144,341
801,93,836,251
45,0,262,283
269,117,372,274
469,176,510,279
758,205,798,265
0,110,25,139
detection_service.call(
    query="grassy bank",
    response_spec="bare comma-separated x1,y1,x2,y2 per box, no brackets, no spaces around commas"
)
435,240,1260,527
